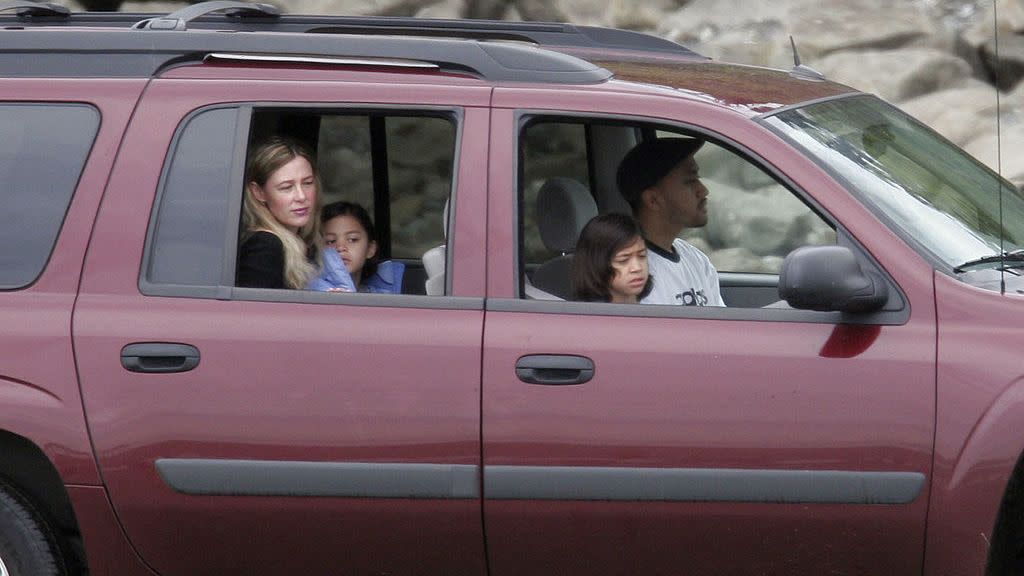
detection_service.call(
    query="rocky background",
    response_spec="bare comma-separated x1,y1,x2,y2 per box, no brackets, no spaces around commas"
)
104,0,1022,187
87,0,1024,268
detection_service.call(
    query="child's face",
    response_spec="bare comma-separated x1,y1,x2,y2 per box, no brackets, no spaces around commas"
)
323,214,377,283
608,235,648,304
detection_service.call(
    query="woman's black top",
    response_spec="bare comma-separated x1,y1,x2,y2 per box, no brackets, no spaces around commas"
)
237,231,286,289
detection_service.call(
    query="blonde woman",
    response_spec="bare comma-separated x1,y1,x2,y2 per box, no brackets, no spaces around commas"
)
237,137,323,289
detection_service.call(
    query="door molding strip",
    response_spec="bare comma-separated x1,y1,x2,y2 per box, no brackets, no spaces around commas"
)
155,459,924,504
486,465,924,504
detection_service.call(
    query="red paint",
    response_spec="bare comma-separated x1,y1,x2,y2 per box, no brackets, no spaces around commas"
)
0,22,1018,576
819,324,882,358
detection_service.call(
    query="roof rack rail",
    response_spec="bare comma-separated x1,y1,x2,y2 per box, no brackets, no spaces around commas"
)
302,18,699,58
0,1,68,18
134,1,279,31
0,28,613,84
0,7,703,60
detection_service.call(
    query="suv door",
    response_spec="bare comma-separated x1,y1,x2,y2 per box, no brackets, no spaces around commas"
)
73,73,490,575
481,90,936,575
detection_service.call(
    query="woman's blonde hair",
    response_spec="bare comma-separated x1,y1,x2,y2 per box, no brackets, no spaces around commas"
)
241,136,323,289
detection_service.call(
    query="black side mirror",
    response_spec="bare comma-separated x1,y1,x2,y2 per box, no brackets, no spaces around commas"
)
778,246,888,313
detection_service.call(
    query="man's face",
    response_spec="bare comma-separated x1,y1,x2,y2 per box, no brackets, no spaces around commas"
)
649,156,709,230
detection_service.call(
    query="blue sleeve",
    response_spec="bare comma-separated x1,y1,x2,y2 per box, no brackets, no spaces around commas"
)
363,260,405,294
308,248,356,292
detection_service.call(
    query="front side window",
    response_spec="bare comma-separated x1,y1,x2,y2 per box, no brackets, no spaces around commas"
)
763,94,1024,292
0,104,99,289
519,118,835,308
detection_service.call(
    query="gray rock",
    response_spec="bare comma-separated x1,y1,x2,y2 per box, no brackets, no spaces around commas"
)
117,1,187,10
814,48,974,103
697,146,776,192
1012,80,1024,108
960,0,1024,87
1010,0,1024,33
964,121,1024,189
897,80,999,146
705,246,773,273
702,180,813,257
608,0,681,30
415,0,467,18
982,33,1024,90
964,0,1024,45
659,0,938,69
464,0,566,20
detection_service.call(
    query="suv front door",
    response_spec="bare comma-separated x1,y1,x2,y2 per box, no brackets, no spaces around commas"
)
73,74,490,575
481,90,936,575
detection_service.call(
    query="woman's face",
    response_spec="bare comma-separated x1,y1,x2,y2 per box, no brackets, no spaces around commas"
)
249,155,316,233
323,213,377,284
608,235,648,303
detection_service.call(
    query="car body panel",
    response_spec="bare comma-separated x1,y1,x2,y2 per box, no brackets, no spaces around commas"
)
66,486,155,576
593,58,855,114
72,76,490,575
926,271,1024,575
0,78,147,487
0,13,1018,575
482,88,936,574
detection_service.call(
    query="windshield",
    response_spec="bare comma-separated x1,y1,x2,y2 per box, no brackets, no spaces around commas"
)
762,95,1024,291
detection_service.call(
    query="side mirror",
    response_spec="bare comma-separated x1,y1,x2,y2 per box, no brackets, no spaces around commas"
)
778,246,888,313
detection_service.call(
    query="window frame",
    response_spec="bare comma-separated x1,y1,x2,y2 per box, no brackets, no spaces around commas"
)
503,110,909,326
139,102,473,309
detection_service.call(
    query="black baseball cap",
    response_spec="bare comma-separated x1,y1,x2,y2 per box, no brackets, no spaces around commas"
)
617,137,705,210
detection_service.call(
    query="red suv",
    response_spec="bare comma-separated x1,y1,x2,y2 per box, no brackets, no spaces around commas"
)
1,2,1023,575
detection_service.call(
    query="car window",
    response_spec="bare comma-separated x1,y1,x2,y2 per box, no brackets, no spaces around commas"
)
145,107,237,289
763,94,1023,288
144,107,457,298
519,118,835,306
0,103,99,289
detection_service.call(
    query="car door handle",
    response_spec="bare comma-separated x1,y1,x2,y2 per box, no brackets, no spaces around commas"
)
515,354,594,385
121,343,200,374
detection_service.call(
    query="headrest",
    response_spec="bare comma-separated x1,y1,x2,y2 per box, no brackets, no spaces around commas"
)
536,178,598,253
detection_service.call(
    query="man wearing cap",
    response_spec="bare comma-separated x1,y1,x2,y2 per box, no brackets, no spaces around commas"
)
616,137,725,307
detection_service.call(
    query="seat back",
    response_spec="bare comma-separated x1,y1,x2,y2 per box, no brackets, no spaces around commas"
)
530,178,598,300
422,244,446,296
421,199,450,295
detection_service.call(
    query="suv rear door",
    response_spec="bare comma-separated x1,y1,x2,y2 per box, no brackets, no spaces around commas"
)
73,70,490,575
481,88,936,575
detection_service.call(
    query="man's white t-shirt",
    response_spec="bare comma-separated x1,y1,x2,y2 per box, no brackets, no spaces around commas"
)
641,238,725,306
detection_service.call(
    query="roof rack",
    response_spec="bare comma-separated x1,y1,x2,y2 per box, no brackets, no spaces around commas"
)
0,28,612,83
0,1,704,59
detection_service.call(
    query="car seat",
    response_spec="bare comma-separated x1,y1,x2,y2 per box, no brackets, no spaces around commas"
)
530,178,598,300
421,199,450,296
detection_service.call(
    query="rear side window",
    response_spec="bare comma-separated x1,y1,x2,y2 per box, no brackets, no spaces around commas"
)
144,106,459,299
145,107,238,288
0,104,98,289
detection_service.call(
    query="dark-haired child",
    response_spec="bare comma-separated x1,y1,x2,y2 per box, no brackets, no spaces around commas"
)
315,201,404,294
571,213,653,303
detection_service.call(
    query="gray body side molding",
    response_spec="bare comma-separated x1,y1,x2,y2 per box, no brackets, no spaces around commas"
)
156,459,479,498
486,465,924,504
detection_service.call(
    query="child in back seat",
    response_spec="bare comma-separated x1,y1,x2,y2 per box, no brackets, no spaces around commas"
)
311,201,404,294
